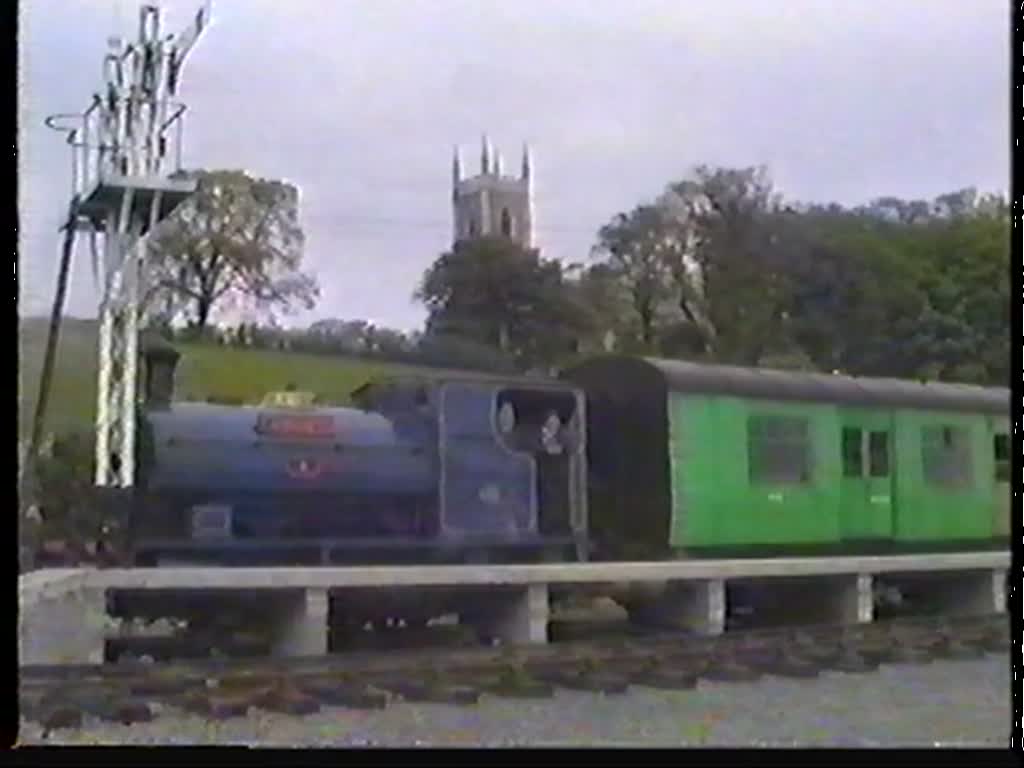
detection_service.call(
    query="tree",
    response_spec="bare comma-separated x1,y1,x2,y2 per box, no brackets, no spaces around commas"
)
416,236,588,369
568,262,640,354
588,167,1009,382
413,333,519,373
308,318,375,353
782,193,1009,384
659,165,798,364
591,165,798,364
145,169,318,330
591,205,677,351
901,197,1010,384
781,205,930,377
366,326,415,357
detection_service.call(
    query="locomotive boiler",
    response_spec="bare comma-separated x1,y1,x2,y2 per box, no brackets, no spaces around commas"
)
125,344,589,566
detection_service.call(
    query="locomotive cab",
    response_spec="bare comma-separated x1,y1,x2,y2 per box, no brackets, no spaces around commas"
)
354,375,589,562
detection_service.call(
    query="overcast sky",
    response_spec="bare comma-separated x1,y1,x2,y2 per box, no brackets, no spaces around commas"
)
19,0,1010,331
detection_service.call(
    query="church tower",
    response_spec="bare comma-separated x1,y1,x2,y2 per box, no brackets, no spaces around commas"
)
452,135,534,248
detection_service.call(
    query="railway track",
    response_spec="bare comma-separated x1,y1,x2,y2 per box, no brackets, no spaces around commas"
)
19,613,1008,733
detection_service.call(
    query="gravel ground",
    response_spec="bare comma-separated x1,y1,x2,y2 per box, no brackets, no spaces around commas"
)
17,655,1010,747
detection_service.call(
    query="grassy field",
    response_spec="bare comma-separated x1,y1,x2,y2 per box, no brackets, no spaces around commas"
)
18,317,428,440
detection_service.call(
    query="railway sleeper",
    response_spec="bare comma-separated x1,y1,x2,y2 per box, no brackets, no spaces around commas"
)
484,668,555,699
763,656,822,679
847,644,895,666
252,688,322,717
883,645,933,665
33,686,155,728
179,691,253,720
699,661,761,684
36,706,84,733
929,640,986,661
530,666,630,694
297,682,391,710
380,680,481,706
631,668,699,690
827,652,880,674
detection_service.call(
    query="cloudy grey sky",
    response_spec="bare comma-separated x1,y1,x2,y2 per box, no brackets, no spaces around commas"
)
19,0,1009,331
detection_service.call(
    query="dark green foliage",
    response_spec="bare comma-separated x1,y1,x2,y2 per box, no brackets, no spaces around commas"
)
413,332,519,374
587,170,1008,385
416,236,592,370
24,431,130,562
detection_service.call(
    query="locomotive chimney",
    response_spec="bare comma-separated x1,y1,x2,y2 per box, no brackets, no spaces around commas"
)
142,342,180,408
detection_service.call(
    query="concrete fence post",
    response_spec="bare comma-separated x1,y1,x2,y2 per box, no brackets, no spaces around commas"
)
269,588,329,657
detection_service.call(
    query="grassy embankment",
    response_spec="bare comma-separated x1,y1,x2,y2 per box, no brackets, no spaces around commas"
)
18,317,427,440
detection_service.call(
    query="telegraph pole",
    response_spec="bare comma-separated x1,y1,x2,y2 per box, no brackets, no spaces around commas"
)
39,2,214,488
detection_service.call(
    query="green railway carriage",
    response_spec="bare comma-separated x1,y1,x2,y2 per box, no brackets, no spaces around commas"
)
563,356,1009,560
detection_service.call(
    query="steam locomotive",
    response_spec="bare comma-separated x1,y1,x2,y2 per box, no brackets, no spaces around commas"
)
123,343,589,566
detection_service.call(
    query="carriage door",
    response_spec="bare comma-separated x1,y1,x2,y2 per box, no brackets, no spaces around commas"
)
438,382,537,539
838,412,894,542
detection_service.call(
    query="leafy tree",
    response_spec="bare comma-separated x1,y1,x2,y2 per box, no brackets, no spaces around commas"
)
567,262,640,354
901,198,1010,384
588,170,1009,383
659,165,794,364
781,205,930,377
783,194,1009,384
591,205,677,351
592,165,798,364
416,236,588,369
145,169,319,330
308,318,375,353
414,332,519,373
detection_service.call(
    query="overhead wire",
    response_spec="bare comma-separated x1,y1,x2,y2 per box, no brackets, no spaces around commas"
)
297,211,607,237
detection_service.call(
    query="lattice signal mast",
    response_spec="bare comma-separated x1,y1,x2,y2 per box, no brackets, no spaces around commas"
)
43,2,213,488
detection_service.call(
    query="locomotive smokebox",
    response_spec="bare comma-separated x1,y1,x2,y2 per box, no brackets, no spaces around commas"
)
142,342,180,408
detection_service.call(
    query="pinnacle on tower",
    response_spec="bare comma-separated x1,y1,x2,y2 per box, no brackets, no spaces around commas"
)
481,134,491,175
521,143,532,181
494,151,504,176
452,145,462,190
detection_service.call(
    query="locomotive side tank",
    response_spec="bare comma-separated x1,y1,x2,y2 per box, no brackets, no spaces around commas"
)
128,343,588,565
139,402,436,542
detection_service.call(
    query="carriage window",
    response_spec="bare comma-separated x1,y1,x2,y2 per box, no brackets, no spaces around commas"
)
841,427,863,477
921,425,973,489
868,431,890,477
748,415,812,486
994,433,1010,483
